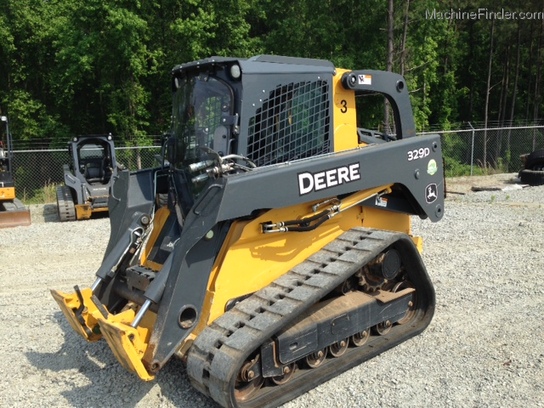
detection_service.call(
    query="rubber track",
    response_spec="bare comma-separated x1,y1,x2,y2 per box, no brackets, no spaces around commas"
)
186,228,406,408
57,186,76,222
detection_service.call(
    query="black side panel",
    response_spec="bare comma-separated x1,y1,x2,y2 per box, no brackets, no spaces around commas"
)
0,174,14,186
105,169,155,257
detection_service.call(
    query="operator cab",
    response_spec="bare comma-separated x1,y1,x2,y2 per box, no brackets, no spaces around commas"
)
69,135,116,185
165,56,335,205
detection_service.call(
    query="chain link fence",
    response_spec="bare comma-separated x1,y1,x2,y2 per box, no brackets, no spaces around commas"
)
8,126,544,204
419,125,544,177
11,145,162,204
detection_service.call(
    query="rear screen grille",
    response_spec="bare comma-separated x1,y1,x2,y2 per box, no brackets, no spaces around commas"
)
247,80,330,166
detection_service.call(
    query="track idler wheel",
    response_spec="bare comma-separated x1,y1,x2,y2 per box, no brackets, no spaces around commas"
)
271,363,296,385
329,338,349,358
374,320,392,335
351,329,370,347
304,348,327,368
234,352,263,402
393,281,416,325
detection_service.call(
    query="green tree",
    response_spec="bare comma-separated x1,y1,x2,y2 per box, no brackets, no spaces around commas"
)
1,0,543,157
0,0,69,142
50,0,156,145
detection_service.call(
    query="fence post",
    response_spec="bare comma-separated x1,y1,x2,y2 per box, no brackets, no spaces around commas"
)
468,122,475,176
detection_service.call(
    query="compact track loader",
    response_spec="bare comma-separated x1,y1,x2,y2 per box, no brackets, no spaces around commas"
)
0,115,31,228
56,134,118,221
51,55,444,407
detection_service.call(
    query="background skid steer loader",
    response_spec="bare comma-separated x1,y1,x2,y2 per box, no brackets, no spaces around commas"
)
51,55,445,408
56,134,118,221
0,115,31,228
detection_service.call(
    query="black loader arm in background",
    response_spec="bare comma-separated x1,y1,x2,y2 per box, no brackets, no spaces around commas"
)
341,70,417,139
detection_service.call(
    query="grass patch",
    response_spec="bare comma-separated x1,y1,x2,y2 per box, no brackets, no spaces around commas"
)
21,181,59,204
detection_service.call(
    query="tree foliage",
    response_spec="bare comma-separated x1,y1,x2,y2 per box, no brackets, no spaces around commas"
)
0,0,543,151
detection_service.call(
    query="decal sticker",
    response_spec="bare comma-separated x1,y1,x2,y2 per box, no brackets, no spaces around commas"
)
375,196,388,208
407,147,431,161
358,74,372,85
298,163,361,195
427,159,438,175
425,183,438,204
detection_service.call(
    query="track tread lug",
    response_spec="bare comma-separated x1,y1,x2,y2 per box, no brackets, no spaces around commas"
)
265,298,301,315
245,312,280,331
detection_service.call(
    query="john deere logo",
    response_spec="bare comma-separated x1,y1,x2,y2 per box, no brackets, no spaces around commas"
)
426,183,438,203
298,163,361,195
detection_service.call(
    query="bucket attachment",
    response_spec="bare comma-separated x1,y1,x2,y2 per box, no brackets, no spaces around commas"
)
51,287,155,381
97,312,155,381
50,287,102,342
0,208,31,228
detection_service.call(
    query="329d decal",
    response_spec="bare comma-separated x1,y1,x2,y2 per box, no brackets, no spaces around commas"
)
407,147,430,161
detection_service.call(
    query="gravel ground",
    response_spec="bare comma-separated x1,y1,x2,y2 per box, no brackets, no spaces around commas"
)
0,173,542,408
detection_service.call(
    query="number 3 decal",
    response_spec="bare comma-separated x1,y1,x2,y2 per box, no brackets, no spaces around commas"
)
340,100,348,113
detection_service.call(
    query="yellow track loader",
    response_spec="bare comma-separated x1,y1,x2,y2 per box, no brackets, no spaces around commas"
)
52,55,444,407
0,116,31,228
